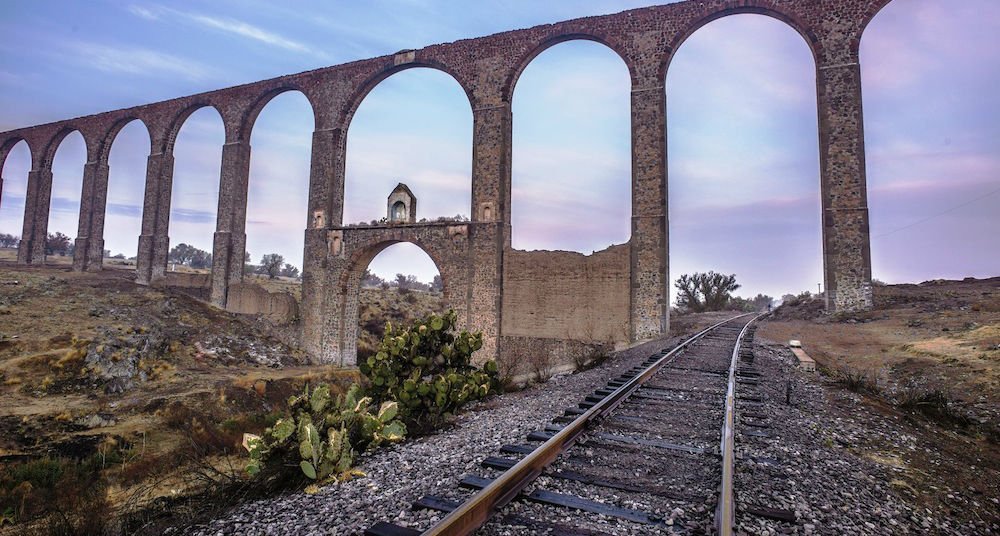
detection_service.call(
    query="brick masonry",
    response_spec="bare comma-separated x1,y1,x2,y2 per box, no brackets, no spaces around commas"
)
0,0,890,364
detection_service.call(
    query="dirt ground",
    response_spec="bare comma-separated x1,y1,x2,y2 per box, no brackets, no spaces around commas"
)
758,277,1000,532
759,277,1000,431
0,264,360,533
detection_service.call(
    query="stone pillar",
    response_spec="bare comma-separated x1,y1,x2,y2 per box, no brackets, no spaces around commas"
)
210,140,251,307
16,169,41,264
816,59,873,312
72,160,102,271
27,168,53,265
629,84,669,341
85,161,111,272
467,104,512,362
136,152,174,284
301,128,345,362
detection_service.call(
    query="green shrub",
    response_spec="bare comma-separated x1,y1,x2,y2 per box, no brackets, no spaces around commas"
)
359,309,500,433
246,383,406,482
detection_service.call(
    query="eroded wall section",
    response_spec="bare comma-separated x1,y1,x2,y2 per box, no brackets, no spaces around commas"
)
501,244,630,344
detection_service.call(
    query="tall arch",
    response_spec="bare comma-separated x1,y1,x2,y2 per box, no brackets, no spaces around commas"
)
245,90,314,273
103,119,151,262
0,139,32,245
46,130,87,264
509,39,631,253
666,13,823,302
861,0,1000,282
168,106,225,270
343,67,473,226
662,4,820,76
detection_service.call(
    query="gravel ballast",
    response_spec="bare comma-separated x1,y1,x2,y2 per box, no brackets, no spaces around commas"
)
190,315,999,535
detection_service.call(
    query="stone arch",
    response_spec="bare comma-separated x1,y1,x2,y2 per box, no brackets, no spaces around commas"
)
503,32,636,103
340,237,460,303
40,127,90,170
338,237,460,365
339,62,475,130
665,12,824,301
161,103,226,154
101,118,152,262
661,3,822,79
0,138,32,238
98,117,151,164
0,137,33,172
238,86,319,142
507,37,633,252
857,0,898,51
341,65,474,225
244,88,316,272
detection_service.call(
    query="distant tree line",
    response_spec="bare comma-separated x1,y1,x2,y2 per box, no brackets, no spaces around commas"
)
361,269,443,294
0,233,19,248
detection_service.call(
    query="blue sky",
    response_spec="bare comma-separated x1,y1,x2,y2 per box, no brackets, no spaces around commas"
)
0,0,997,302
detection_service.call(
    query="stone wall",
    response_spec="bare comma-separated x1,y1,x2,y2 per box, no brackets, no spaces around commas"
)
499,335,615,380
226,282,299,325
501,244,631,344
159,272,210,289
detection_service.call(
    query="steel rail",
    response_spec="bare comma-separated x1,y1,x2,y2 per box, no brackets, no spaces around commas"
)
715,313,764,536
421,313,755,536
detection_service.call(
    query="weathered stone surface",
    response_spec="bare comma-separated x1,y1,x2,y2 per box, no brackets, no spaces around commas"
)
226,282,299,325
0,0,889,363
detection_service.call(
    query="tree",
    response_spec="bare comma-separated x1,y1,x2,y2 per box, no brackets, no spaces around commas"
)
45,232,72,256
259,253,284,279
168,243,197,265
430,274,444,293
190,249,212,269
362,269,385,288
751,294,773,311
674,271,741,312
279,263,300,278
0,233,19,248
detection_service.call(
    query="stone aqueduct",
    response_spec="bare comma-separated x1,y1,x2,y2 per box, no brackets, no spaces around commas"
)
0,0,889,365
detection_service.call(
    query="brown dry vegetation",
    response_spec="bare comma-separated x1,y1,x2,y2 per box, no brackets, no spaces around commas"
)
759,277,1000,435
0,263,361,534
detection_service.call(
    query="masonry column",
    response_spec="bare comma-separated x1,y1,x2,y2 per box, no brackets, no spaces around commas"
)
84,160,111,272
136,151,174,284
210,140,251,307
72,159,101,271
466,103,511,362
16,167,42,264
26,166,53,265
629,83,669,341
816,53,874,312
301,126,345,362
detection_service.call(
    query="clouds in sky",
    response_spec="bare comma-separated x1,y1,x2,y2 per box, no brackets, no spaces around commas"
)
0,0,997,298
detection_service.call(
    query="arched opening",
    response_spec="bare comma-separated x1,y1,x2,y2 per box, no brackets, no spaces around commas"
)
667,14,822,305
862,0,1000,283
246,91,313,280
354,242,445,361
391,201,406,221
105,120,150,266
511,40,631,253
344,68,472,226
47,131,87,264
0,140,31,256
168,107,224,273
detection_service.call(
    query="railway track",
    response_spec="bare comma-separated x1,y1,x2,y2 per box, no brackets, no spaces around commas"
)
366,313,764,536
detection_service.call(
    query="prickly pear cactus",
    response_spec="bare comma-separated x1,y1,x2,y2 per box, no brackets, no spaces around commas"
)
360,309,501,431
245,382,406,482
